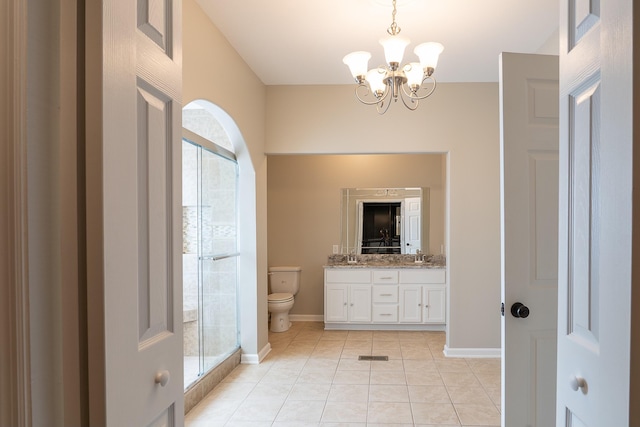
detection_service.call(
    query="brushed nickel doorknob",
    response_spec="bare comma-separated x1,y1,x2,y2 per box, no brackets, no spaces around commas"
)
155,370,170,387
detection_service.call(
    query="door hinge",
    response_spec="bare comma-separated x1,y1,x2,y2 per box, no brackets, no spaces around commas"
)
501,302,505,316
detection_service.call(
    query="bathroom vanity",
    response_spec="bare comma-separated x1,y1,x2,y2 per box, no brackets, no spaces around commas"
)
323,255,446,331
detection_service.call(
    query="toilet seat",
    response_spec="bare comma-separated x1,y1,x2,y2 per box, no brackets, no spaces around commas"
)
268,292,294,303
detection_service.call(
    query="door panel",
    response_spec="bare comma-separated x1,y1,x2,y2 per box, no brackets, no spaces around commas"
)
557,0,634,424
86,0,183,425
500,52,559,427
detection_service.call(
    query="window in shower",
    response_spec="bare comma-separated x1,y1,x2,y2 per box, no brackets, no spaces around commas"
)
182,102,239,390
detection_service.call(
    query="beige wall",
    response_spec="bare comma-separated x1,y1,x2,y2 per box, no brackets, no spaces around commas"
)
184,0,270,356
184,2,501,350
265,84,501,349
267,154,446,317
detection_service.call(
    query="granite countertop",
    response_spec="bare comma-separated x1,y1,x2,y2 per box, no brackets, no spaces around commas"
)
324,254,446,269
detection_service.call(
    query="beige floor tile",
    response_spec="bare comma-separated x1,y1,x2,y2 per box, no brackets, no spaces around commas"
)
370,370,407,385
446,386,493,405
346,330,373,340
368,384,409,402
341,347,372,359
337,358,371,371
370,359,404,371
274,400,325,423
407,385,451,403
475,372,501,389
411,402,461,425
343,339,373,350
435,359,472,373
367,401,413,424
227,398,284,422
321,401,368,423
332,369,370,385
304,358,339,372
403,359,438,372
401,347,434,359
246,382,292,401
311,347,343,359
296,369,336,384
287,382,331,401
185,397,242,425
259,368,299,385
406,370,444,386
327,384,369,402
185,322,501,427
454,403,501,425
439,371,481,388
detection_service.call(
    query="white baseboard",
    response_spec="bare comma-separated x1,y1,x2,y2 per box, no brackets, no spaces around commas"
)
443,345,501,358
241,342,272,364
290,314,324,322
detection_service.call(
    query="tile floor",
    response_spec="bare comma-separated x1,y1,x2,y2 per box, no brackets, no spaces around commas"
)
185,321,501,426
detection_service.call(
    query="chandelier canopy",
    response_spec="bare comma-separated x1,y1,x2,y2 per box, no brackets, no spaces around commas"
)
343,0,444,114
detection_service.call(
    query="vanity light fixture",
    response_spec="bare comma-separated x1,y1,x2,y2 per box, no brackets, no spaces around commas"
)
342,0,444,114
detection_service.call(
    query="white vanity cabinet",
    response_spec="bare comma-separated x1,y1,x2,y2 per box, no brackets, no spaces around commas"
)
324,270,372,323
324,266,446,330
398,269,446,324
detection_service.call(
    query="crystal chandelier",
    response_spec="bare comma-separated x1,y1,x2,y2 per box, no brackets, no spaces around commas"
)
342,0,444,114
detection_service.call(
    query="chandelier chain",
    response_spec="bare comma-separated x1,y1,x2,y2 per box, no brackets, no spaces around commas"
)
387,0,401,36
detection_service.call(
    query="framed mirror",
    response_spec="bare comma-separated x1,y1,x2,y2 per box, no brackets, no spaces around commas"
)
340,188,429,255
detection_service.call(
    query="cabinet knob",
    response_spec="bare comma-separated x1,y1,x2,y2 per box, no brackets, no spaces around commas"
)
418,303,422,307
425,304,429,308
350,303,354,306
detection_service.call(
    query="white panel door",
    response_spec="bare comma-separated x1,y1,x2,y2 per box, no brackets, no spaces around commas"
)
404,197,421,254
556,0,635,425
86,0,183,425
500,52,559,427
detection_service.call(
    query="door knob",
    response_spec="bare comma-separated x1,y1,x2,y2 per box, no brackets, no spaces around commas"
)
155,370,170,387
510,302,530,318
569,376,588,394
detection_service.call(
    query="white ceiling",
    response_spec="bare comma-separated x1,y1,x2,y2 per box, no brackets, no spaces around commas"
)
196,0,559,85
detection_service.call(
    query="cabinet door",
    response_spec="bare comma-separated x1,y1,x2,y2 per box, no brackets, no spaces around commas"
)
424,286,446,323
349,284,372,322
399,285,423,323
325,284,349,323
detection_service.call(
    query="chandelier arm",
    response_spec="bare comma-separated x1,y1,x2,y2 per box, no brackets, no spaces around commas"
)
354,82,391,106
399,91,419,111
407,75,438,101
376,98,392,115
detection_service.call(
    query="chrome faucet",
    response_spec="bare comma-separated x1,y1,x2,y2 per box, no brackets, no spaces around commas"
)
415,249,425,263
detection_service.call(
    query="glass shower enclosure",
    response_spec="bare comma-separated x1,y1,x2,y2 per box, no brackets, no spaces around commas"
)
182,139,239,389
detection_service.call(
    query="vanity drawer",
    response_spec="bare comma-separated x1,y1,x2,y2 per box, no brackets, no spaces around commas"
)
325,269,371,284
372,270,399,284
399,269,445,284
372,285,398,303
372,305,398,322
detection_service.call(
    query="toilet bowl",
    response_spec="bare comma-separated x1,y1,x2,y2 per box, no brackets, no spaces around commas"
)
268,266,301,333
267,293,295,332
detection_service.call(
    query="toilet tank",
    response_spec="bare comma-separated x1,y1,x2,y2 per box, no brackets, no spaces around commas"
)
268,266,301,295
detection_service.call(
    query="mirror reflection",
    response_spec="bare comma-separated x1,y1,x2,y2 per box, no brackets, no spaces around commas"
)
341,188,428,255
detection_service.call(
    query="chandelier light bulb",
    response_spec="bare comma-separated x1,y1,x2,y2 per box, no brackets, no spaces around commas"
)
414,42,444,74
379,35,410,69
343,51,372,82
366,69,387,97
404,63,424,90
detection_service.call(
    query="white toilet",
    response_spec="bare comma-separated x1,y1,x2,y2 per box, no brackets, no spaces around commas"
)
267,266,301,332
